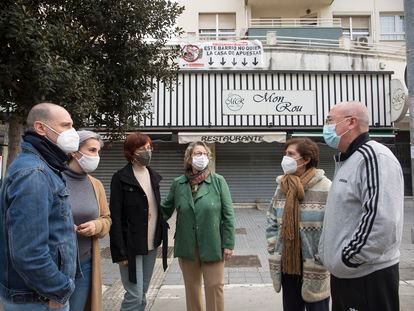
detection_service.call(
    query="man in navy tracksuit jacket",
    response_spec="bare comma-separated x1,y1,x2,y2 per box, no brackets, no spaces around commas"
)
319,101,404,311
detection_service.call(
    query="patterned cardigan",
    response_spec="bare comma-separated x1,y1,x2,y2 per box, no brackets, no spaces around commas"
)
266,169,331,303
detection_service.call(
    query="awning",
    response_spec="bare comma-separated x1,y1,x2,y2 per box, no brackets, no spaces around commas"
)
96,131,173,142
178,132,286,144
291,132,324,137
369,131,396,138
292,130,395,138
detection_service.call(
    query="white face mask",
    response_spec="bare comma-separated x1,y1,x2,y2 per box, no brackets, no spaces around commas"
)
77,152,100,173
42,123,80,154
192,154,209,171
281,156,302,175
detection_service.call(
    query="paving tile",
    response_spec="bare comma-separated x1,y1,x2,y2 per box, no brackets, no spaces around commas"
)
228,277,247,284
100,204,414,310
228,272,246,278
245,277,264,284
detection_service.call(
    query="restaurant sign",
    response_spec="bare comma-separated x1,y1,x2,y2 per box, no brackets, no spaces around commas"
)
222,90,316,115
178,132,286,144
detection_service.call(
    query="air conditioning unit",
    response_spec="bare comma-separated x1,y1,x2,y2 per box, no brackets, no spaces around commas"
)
354,36,372,50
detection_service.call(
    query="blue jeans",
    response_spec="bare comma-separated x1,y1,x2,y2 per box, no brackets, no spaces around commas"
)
69,259,92,311
1,300,69,311
119,249,157,311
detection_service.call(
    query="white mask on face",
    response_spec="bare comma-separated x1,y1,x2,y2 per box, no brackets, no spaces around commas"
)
281,156,302,175
77,152,100,173
192,154,209,171
42,123,79,154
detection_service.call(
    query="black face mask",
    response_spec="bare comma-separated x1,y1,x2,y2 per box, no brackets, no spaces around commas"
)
134,150,152,166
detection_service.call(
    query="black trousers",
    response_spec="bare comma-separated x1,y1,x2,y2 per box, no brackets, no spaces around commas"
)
331,263,399,311
281,273,330,311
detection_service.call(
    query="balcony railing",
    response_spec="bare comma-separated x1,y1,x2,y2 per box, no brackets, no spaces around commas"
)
168,35,406,60
380,32,406,41
198,31,237,41
250,17,342,28
268,36,405,59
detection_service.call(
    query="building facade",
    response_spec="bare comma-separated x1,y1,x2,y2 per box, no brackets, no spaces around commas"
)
93,0,410,203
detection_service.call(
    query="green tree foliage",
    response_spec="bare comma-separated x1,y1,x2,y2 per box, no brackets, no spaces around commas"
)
0,0,183,164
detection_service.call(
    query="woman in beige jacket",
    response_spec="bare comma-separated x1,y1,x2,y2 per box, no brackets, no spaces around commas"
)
64,131,111,311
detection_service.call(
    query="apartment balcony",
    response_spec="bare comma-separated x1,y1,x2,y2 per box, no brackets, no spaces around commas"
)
198,30,237,41
167,18,404,62
168,33,405,61
247,0,334,10
248,17,343,41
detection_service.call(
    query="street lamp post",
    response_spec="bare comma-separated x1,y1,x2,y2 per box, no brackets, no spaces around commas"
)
404,0,414,243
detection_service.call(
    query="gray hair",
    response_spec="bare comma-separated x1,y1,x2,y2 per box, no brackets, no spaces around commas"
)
77,130,104,149
183,141,211,171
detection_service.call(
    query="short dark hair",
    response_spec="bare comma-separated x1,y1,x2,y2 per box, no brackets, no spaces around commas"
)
284,137,320,169
123,132,152,162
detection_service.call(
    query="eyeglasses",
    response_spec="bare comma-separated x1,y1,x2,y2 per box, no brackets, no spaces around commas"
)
193,152,208,157
325,115,353,125
136,146,153,152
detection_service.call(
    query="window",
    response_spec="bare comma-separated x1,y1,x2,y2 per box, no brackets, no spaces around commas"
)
199,13,236,40
335,15,371,40
380,14,405,41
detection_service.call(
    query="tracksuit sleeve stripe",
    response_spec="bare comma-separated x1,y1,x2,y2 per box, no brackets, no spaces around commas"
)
342,144,379,267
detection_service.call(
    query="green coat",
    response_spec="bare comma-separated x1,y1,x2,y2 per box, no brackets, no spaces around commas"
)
161,172,235,262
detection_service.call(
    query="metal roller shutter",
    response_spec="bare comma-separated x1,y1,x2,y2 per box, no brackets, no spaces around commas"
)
91,142,124,196
317,144,337,181
215,142,285,204
93,140,336,204
215,142,337,204
92,142,186,200
150,142,187,199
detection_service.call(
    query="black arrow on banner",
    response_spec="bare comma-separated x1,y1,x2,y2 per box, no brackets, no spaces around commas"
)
208,57,214,65
220,57,226,65
231,58,237,66
252,57,259,66
242,58,248,66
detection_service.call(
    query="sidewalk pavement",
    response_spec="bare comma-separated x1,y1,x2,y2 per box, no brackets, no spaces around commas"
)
0,201,412,311
101,199,414,311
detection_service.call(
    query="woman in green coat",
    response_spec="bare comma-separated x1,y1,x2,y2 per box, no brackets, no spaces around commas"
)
161,141,235,311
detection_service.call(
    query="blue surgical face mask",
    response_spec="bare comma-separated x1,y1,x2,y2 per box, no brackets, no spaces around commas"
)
323,118,350,149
